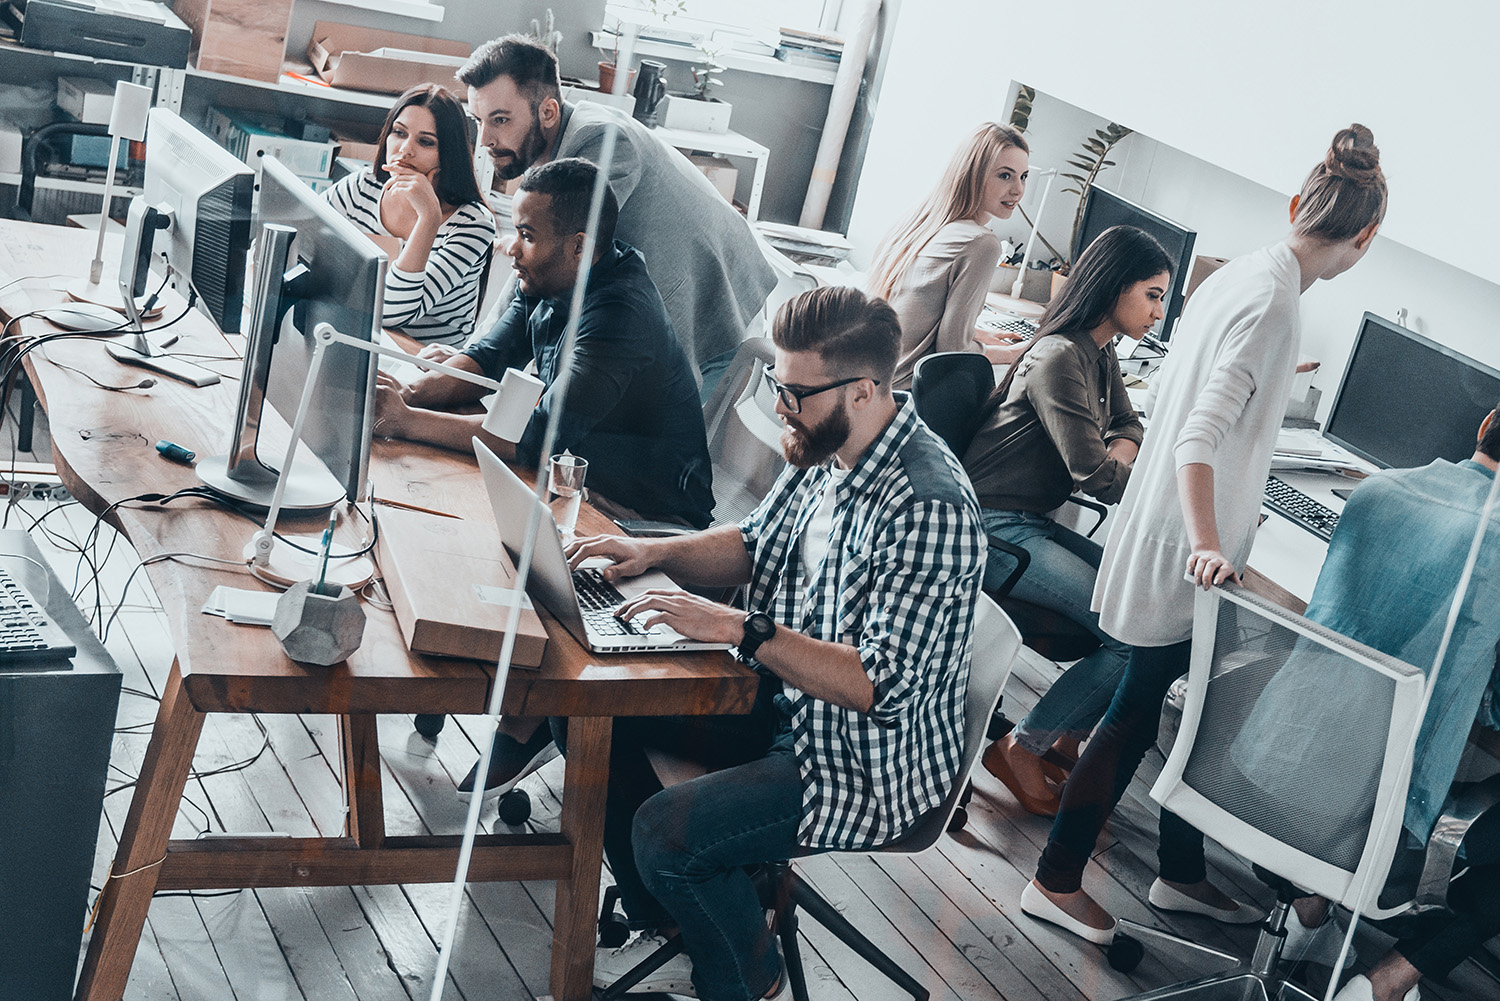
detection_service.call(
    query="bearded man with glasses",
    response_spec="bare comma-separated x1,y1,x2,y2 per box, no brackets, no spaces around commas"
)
560,285,986,1000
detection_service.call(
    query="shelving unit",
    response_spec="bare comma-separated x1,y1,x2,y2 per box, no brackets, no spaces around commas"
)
589,31,840,86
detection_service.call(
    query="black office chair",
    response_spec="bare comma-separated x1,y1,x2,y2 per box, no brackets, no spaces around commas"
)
910,351,1108,760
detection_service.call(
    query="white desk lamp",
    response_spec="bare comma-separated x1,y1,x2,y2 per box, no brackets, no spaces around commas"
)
243,321,542,586
990,167,1058,321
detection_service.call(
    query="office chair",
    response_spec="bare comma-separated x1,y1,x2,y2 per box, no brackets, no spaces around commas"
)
1103,582,1432,996
910,351,1106,767
597,595,1023,1001
10,122,113,222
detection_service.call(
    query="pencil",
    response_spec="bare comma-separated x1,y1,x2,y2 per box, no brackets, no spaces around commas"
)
373,496,461,519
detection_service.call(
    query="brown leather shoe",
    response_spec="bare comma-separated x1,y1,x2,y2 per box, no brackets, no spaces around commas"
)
982,739,1062,817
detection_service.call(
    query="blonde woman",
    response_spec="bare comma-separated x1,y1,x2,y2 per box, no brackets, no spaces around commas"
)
869,122,1031,390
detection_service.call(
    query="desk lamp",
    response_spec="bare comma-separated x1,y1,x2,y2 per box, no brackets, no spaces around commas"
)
63,81,153,326
244,321,541,587
990,167,1058,322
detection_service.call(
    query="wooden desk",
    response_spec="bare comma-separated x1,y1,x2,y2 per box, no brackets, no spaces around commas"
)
0,220,758,1001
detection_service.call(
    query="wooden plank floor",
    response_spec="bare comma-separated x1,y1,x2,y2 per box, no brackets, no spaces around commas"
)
3,404,1496,1001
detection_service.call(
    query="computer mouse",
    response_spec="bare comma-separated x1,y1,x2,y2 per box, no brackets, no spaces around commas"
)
35,303,124,332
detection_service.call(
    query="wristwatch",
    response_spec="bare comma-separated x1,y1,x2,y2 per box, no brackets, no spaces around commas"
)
738,610,777,662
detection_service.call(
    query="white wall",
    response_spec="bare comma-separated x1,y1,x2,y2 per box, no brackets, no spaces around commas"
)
851,0,1500,285
849,0,1500,417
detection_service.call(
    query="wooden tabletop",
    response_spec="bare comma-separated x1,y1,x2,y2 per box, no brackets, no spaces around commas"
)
4,218,756,720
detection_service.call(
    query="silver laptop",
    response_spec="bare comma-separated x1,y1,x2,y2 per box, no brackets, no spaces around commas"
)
475,439,734,653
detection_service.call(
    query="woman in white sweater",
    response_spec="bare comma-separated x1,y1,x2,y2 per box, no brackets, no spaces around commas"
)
868,122,1032,389
325,84,496,346
1019,126,1390,944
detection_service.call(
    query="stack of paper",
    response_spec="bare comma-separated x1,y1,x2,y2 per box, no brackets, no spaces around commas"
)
202,586,280,627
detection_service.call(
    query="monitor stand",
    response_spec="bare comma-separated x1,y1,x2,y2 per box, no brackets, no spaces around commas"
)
196,450,345,511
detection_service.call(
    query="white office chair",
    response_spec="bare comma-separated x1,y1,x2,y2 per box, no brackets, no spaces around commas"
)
599,596,1023,1000
1106,583,1429,999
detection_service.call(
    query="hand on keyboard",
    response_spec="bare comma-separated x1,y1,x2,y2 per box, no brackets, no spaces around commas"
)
613,588,742,646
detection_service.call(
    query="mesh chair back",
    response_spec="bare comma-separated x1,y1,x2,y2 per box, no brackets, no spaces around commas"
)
882,595,1021,854
701,337,785,527
911,352,995,456
1151,584,1426,917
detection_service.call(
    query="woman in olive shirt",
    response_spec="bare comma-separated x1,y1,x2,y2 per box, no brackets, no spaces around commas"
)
964,225,1173,815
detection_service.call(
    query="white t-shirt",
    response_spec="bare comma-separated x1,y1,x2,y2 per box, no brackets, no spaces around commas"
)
801,462,852,576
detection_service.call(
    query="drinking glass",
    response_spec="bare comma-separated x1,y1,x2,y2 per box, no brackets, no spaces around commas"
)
547,453,589,542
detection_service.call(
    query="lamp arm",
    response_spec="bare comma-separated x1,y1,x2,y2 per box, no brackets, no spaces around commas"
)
319,328,503,394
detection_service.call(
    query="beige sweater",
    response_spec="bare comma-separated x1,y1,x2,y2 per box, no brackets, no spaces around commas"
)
1092,242,1303,647
885,220,1002,390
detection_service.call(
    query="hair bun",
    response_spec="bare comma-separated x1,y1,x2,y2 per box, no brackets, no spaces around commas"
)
1325,124,1382,182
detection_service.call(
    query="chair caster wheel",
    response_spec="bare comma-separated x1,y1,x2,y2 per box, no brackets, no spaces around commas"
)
1107,933,1144,972
497,788,531,826
947,807,968,832
597,913,629,948
413,713,446,740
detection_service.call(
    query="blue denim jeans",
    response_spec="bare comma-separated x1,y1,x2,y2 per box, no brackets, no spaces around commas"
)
1035,640,1205,893
551,679,814,1001
982,509,1132,754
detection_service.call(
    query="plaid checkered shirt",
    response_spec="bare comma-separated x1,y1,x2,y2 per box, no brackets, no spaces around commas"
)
739,396,986,850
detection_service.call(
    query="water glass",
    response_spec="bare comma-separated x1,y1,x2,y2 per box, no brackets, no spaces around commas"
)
547,454,588,542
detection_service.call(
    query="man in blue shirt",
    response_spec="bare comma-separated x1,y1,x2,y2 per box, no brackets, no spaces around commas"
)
375,157,714,529
1246,409,1500,1001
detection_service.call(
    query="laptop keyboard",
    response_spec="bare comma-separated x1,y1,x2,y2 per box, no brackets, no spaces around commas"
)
572,568,666,637
978,312,1038,340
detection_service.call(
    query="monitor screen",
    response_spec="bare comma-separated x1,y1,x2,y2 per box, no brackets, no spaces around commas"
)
1073,186,1196,342
1324,312,1500,470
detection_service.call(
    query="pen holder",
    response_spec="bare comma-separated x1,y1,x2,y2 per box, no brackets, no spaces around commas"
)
272,580,366,666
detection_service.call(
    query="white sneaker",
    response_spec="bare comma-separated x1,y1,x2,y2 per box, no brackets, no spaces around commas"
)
1283,913,1356,970
592,931,696,996
1331,973,1420,1001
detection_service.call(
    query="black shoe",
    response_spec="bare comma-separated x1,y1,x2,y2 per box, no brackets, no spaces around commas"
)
457,726,560,802
413,714,446,740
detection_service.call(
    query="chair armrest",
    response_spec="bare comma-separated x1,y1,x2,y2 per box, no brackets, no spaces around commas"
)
984,534,1030,598
1414,772,1500,910
1064,496,1109,538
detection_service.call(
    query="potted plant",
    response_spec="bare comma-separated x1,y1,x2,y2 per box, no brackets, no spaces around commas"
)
662,42,732,133
1012,113,1133,282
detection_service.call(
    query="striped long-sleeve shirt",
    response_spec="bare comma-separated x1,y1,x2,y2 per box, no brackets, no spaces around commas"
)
324,168,496,345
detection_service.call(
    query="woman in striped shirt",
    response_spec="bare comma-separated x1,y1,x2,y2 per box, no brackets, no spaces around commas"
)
324,84,496,345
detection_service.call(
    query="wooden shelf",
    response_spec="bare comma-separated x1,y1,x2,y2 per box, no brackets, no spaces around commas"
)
182,65,400,110
0,172,142,197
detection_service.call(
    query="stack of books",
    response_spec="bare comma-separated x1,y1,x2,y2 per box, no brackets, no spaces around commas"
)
777,26,842,66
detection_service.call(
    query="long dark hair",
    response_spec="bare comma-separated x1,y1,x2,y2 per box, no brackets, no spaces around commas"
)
991,225,1174,403
373,84,485,208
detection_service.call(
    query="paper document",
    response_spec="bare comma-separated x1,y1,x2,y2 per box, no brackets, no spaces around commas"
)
202,586,279,626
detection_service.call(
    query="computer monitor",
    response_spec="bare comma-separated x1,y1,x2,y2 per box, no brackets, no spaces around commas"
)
1073,186,1196,342
1323,312,1500,470
195,156,386,509
118,107,253,334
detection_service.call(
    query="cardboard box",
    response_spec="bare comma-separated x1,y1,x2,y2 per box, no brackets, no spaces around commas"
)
374,506,549,666
173,0,295,84
69,133,132,169
56,77,114,125
205,106,336,177
307,21,470,96
1184,254,1230,303
687,154,738,204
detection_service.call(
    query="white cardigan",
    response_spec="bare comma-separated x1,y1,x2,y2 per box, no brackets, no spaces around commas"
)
1092,241,1303,647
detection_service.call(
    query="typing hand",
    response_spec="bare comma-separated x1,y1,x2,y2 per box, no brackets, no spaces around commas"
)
975,327,1025,346
613,589,741,644
373,373,415,438
1185,548,1240,590
416,343,459,364
566,534,653,580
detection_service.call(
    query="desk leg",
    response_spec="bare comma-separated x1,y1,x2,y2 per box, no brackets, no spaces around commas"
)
550,715,611,1001
75,660,205,1001
341,714,385,849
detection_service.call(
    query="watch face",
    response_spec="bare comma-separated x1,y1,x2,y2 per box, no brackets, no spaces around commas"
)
746,612,776,640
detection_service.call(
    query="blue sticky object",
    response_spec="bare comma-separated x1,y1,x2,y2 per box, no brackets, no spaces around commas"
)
155,440,195,464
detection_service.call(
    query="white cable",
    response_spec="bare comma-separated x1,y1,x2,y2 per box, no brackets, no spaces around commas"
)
1323,460,1500,999
426,28,638,1001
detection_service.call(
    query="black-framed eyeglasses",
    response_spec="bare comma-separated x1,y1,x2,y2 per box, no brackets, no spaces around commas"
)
762,364,879,415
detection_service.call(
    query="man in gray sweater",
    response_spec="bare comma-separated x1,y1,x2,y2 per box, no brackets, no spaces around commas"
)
457,34,776,383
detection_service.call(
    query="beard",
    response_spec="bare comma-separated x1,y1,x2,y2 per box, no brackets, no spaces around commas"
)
781,403,851,469
490,116,549,181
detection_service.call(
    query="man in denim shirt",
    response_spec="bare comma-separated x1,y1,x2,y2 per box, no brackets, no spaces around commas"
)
1247,407,1500,1001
